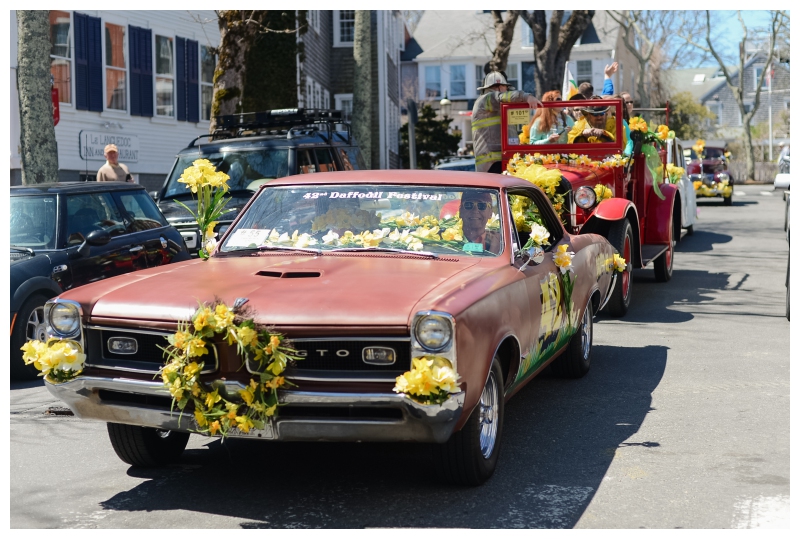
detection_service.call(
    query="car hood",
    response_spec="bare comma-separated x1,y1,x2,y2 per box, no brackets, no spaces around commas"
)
157,194,254,226
68,254,485,327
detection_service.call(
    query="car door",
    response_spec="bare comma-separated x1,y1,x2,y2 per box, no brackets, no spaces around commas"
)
65,192,149,287
507,188,571,384
112,189,177,268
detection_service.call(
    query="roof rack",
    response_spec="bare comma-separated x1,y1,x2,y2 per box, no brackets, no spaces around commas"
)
189,108,351,147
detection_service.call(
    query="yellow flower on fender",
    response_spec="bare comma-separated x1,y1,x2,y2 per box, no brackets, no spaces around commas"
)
629,117,648,132
594,183,613,201
656,125,669,141
612,254,627,273
553,244,575,274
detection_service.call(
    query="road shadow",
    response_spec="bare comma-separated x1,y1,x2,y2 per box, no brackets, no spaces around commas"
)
675,229,732,253
98,344,667,529
696,199,758,207
10,379,44,391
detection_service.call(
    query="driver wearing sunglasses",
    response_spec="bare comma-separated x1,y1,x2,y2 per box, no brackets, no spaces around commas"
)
567,97,617,144
460,191,500,254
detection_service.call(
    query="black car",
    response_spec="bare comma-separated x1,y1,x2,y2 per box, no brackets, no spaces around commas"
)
10,182,190,380
153,109,366,254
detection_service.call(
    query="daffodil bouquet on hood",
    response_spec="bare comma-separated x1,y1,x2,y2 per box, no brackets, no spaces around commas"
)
175,159,232,259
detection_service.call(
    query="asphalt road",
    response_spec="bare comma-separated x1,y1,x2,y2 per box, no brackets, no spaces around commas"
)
10,184,791,529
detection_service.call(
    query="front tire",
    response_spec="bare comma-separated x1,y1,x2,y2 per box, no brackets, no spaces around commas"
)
654,218,675,283
550,301,593,378
10,293,51,381
605,219,633,317
433,357,504,486
107,423,190,467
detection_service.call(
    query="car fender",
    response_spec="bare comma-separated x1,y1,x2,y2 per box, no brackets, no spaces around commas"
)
11,276,61,313
592,197,637,222
645,184,679,244
581,199,643,267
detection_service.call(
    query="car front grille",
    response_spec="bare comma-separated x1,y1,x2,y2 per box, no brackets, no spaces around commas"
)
85,327,218,374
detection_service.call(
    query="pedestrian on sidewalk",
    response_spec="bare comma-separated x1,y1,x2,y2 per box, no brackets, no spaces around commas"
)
96,144,133,182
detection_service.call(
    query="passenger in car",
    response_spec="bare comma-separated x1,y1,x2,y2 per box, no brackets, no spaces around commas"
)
460,191,501,254
527,90,575,145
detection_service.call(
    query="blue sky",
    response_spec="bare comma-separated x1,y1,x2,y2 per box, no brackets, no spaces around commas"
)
700,10,781,66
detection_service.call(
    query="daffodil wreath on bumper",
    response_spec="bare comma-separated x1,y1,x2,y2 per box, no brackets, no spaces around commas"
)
175,159,232,259
393,356,460,405
159,301,301,437
21,338,86,384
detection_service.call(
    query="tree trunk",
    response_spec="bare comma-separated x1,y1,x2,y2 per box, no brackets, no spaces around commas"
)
209,11,267,132
523,10,594,97
742,111,756,182
17,11,59,184
488,11,520,73
636,58,649,110
352,10,372,169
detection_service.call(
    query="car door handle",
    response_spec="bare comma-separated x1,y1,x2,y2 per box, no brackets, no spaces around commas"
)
129,245,144,253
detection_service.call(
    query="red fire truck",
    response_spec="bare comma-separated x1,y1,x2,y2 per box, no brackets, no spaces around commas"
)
501,99,681,316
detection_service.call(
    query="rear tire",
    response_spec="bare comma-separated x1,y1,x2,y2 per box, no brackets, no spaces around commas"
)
723,194,733,206
433,357,504,486
685,225,694,236
654,218,675,283
605,219,633,317
550,302,593,378
107,423,190,467
10,293,51,381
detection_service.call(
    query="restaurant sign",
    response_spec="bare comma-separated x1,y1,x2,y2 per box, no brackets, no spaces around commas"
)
79,131,139,162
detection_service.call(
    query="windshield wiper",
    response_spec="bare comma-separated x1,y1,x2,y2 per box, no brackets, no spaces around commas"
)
330,247,439,259
10,245,35,255
256,245,323,255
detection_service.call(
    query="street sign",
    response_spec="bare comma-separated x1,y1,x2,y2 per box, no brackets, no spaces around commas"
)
79,131,139,162
52,87,59,126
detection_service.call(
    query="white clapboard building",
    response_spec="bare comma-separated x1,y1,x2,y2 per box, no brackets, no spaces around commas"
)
10,10,220,191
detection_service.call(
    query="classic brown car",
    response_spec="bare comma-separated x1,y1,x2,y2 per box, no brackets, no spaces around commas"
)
43,170,617,485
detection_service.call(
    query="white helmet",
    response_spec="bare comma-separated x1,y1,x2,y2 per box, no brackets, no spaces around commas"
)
477,71,514,92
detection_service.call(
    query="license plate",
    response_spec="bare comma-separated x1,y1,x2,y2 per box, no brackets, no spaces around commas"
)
226,421,274,439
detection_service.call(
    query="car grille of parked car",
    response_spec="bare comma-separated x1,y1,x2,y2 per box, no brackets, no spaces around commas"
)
85,327,218,374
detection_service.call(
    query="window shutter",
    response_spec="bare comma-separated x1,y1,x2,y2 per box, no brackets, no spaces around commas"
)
87,15,103,112
176,37,186,121
74,12,88,110
129,25,153,117
187,39,199,123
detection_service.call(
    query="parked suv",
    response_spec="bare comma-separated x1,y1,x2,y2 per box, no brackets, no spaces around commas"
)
10,182,190,380
152,109,365,254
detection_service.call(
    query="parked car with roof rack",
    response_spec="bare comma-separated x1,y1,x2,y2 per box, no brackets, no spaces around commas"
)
10,182,189,380
153,109,366,254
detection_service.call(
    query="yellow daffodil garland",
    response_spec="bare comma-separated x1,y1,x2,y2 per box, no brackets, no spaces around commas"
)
694,179,732,198
393,355,460,405
20,338,86,384
160,301,301,437
594,183,613,202
176,159,232,259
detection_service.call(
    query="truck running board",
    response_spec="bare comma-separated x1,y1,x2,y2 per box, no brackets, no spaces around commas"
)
640,243,670,266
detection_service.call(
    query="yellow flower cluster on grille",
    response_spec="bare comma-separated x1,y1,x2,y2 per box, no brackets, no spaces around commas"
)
393,356,460,405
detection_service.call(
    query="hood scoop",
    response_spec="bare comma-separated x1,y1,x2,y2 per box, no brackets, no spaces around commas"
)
256,270,321,279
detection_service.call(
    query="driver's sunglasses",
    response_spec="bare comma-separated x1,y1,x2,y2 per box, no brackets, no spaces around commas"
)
462,201,489,210
589,112,605,116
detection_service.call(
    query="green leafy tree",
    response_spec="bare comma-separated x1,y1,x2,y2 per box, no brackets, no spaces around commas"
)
399,104,462,170
665,91,716,140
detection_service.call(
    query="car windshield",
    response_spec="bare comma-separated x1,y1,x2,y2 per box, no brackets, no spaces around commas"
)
220,184,504,257
10,195,57,250
685,147,725,160
163,148,290,198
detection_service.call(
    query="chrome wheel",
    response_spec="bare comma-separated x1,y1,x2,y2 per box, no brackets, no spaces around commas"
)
26,305,47,343
580,306,592,361
478,370,500,458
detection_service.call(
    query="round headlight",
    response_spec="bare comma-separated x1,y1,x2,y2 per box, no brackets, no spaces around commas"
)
415,315,452,351
575,186,597,209
49,303,80,336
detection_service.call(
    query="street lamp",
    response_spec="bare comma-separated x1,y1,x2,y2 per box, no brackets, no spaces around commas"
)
439,92,452,118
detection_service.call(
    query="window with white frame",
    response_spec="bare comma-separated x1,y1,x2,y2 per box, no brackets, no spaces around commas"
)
450,65,466,97
476,65,485,89
315,82,321,109
155,34,174,117
707,102,722,127
425,66,441,98
576,60,592,85
49,10,72,105
334,10,355,47
335,93,353,121
521,23,534,48
324,89,330,109
200,45,215,121
104,22,126,111
754,65,769,90
309,10,320,33
506,63,519,89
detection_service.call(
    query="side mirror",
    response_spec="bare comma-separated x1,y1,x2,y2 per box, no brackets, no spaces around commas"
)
75,229,111,257
517,245,545,271
148,190,159,201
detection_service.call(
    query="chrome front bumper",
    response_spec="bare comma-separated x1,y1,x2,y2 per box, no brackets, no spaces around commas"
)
45,376,465,443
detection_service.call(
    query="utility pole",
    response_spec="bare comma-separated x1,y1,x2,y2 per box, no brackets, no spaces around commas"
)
406,99,417,169
768,61,773,161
